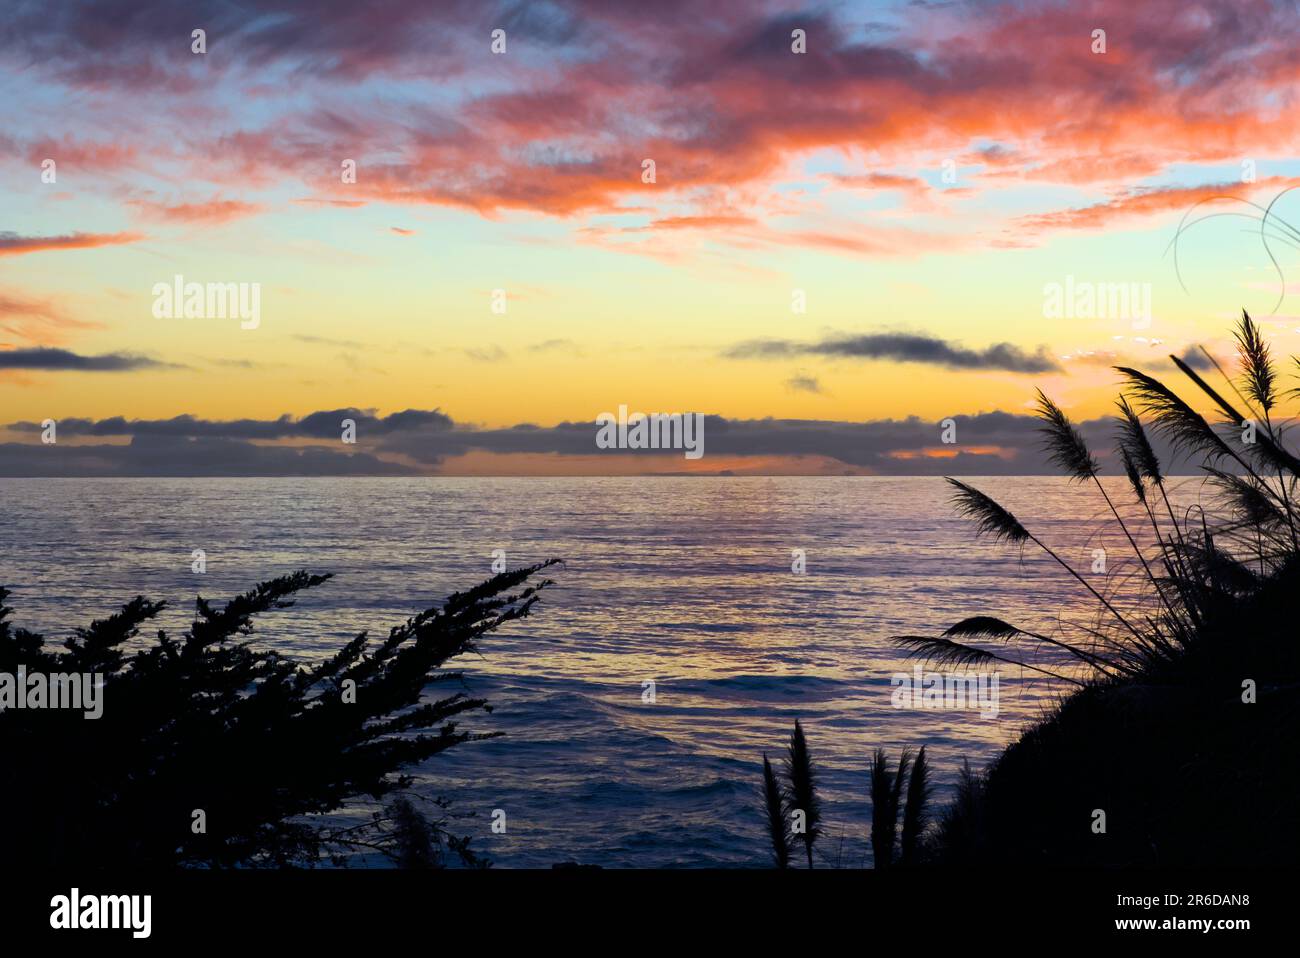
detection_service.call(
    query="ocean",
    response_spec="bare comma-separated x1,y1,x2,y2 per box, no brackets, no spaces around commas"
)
0,475,1173,867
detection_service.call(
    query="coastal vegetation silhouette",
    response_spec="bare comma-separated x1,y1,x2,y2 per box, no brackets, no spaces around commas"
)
0,560,558,868
760,312,1296,866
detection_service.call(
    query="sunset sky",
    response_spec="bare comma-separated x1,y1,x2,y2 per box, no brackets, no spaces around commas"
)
4,0,1300,475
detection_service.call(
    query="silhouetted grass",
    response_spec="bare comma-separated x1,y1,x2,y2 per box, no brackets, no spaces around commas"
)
757,723,933,868
899,745,931,866
761,754,792,869
901,311,1300,865
784,719,821,868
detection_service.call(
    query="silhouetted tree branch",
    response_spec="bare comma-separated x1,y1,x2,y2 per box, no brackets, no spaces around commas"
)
0,560,559,868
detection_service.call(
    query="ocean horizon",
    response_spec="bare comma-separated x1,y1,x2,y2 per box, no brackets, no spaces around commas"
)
0,474,1181,866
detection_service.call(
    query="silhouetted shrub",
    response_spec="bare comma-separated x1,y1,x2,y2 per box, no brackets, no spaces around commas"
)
0,560,558,868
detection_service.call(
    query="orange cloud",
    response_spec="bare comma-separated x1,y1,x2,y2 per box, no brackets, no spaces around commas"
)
128,197,266,224
1016,177,1298,233
13,0,1300,247
645,215,757,230
0,289,103,345
23,135,142,172
0,231,144,257
827,173,929,195
293,197,368,209
887,446,1016,460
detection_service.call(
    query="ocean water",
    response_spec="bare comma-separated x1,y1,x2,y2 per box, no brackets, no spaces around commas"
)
0,476,1178,867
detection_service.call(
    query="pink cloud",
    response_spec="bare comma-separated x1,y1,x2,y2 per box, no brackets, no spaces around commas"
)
10,0,1300,248
1016,177,1299,233
0,231,145,257
128,196,266,224
0,288,103,345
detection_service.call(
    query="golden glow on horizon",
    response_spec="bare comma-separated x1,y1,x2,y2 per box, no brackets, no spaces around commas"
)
6,0,1300,478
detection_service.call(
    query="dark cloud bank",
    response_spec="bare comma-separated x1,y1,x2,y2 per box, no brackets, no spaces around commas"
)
0,348,172,371
0,407,1207,477
723,333,1062,373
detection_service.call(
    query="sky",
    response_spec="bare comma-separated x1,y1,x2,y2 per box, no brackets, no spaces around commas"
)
4,0,1300,476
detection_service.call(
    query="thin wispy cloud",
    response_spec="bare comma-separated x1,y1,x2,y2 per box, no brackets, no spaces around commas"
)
528,339,582,355
785,375,824,394
725,333,1062,373
1016,177,1299,234
292,334,366,349
0,289,102,345
127,196,266,224
0,347,175,371
0,231,144,256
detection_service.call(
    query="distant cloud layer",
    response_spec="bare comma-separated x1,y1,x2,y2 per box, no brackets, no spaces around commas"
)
4,407,454,439
0,347,171,371
0,406,1200,477
725,333,1061,373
